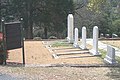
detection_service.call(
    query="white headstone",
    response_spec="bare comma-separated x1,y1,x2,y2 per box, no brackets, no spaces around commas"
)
67,14,74,43
67,14,70,41
104,45,116,64
90,26,99,55
80,27,87,49
73,28,79,48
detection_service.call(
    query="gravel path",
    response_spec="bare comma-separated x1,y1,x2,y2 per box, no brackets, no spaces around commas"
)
0,66,120,80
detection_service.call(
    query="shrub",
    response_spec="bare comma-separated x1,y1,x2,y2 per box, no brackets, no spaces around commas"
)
0,32,9,64
0,33,4,64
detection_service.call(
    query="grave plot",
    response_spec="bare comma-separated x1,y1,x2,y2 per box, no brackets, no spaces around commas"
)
45,40,104,65
67,14,74,43
6,17,119,66
7,40,104,66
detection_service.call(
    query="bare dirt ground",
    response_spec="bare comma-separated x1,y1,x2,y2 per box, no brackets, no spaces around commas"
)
7,41,52,64
7,40,104,65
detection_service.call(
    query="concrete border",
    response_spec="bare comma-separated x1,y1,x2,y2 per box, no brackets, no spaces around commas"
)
25,63,120,68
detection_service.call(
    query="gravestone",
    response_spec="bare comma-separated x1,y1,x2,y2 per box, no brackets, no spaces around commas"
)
73,28,79,48
112,34,118,38
67,14,70,41
90,26,99,55
100,33,104,39
67,14,74,43
104,45,116,64
80,27,87,49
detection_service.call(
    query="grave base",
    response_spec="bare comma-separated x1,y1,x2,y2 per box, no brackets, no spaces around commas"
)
104,55,116,64
67,37,73,43
73,43,79,48
68,39,74,44
80,45,87,50
89,49,100,56
67,37,70,41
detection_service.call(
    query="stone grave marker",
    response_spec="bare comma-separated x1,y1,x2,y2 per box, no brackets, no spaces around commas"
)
73,28,79,48
80,27,87,49
90,26,99,55
100,33,104,39
67,14,74,43
112,34,118,38
104,45,116,64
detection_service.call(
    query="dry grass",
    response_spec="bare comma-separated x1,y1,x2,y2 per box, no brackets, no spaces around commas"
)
102,40,120,49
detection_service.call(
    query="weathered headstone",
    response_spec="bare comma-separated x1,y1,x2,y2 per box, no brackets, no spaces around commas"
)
112,34,118,38
100,33,104,39
80,27,87,49
73,28,79,48
67,14,74,43
104,45,116,64
67,14,70,41
90,26,99,55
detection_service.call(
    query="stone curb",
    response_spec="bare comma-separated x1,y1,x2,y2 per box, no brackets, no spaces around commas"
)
25,64,120,68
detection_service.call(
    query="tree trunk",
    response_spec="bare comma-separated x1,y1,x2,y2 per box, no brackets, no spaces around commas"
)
44,27,48,39
27,22,33,39
25,0,33,39
0,1,1,32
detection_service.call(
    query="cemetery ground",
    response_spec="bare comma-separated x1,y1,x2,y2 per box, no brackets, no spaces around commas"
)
102,40,120,49
101,40,120,63
0,39,120,80
7,40,104,65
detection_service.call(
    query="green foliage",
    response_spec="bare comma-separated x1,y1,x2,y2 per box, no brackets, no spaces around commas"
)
74,0,120,37
87,0,107,13
116,56,120,63
45,0,74,38
99,49,107,59
1,0,120,38
99,49,120,63
99,13,112,35
4,0,75,39
112,19,120,36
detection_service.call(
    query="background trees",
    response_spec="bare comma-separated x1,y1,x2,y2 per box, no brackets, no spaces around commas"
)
74,0,120,37
0,0,74,39
0,0,120,38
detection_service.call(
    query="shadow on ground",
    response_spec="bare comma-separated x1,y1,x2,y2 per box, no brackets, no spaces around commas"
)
107,67,120,80
6,62,23,67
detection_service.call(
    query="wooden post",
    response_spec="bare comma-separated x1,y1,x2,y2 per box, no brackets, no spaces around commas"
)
21,18,25,65
2,19,7,65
